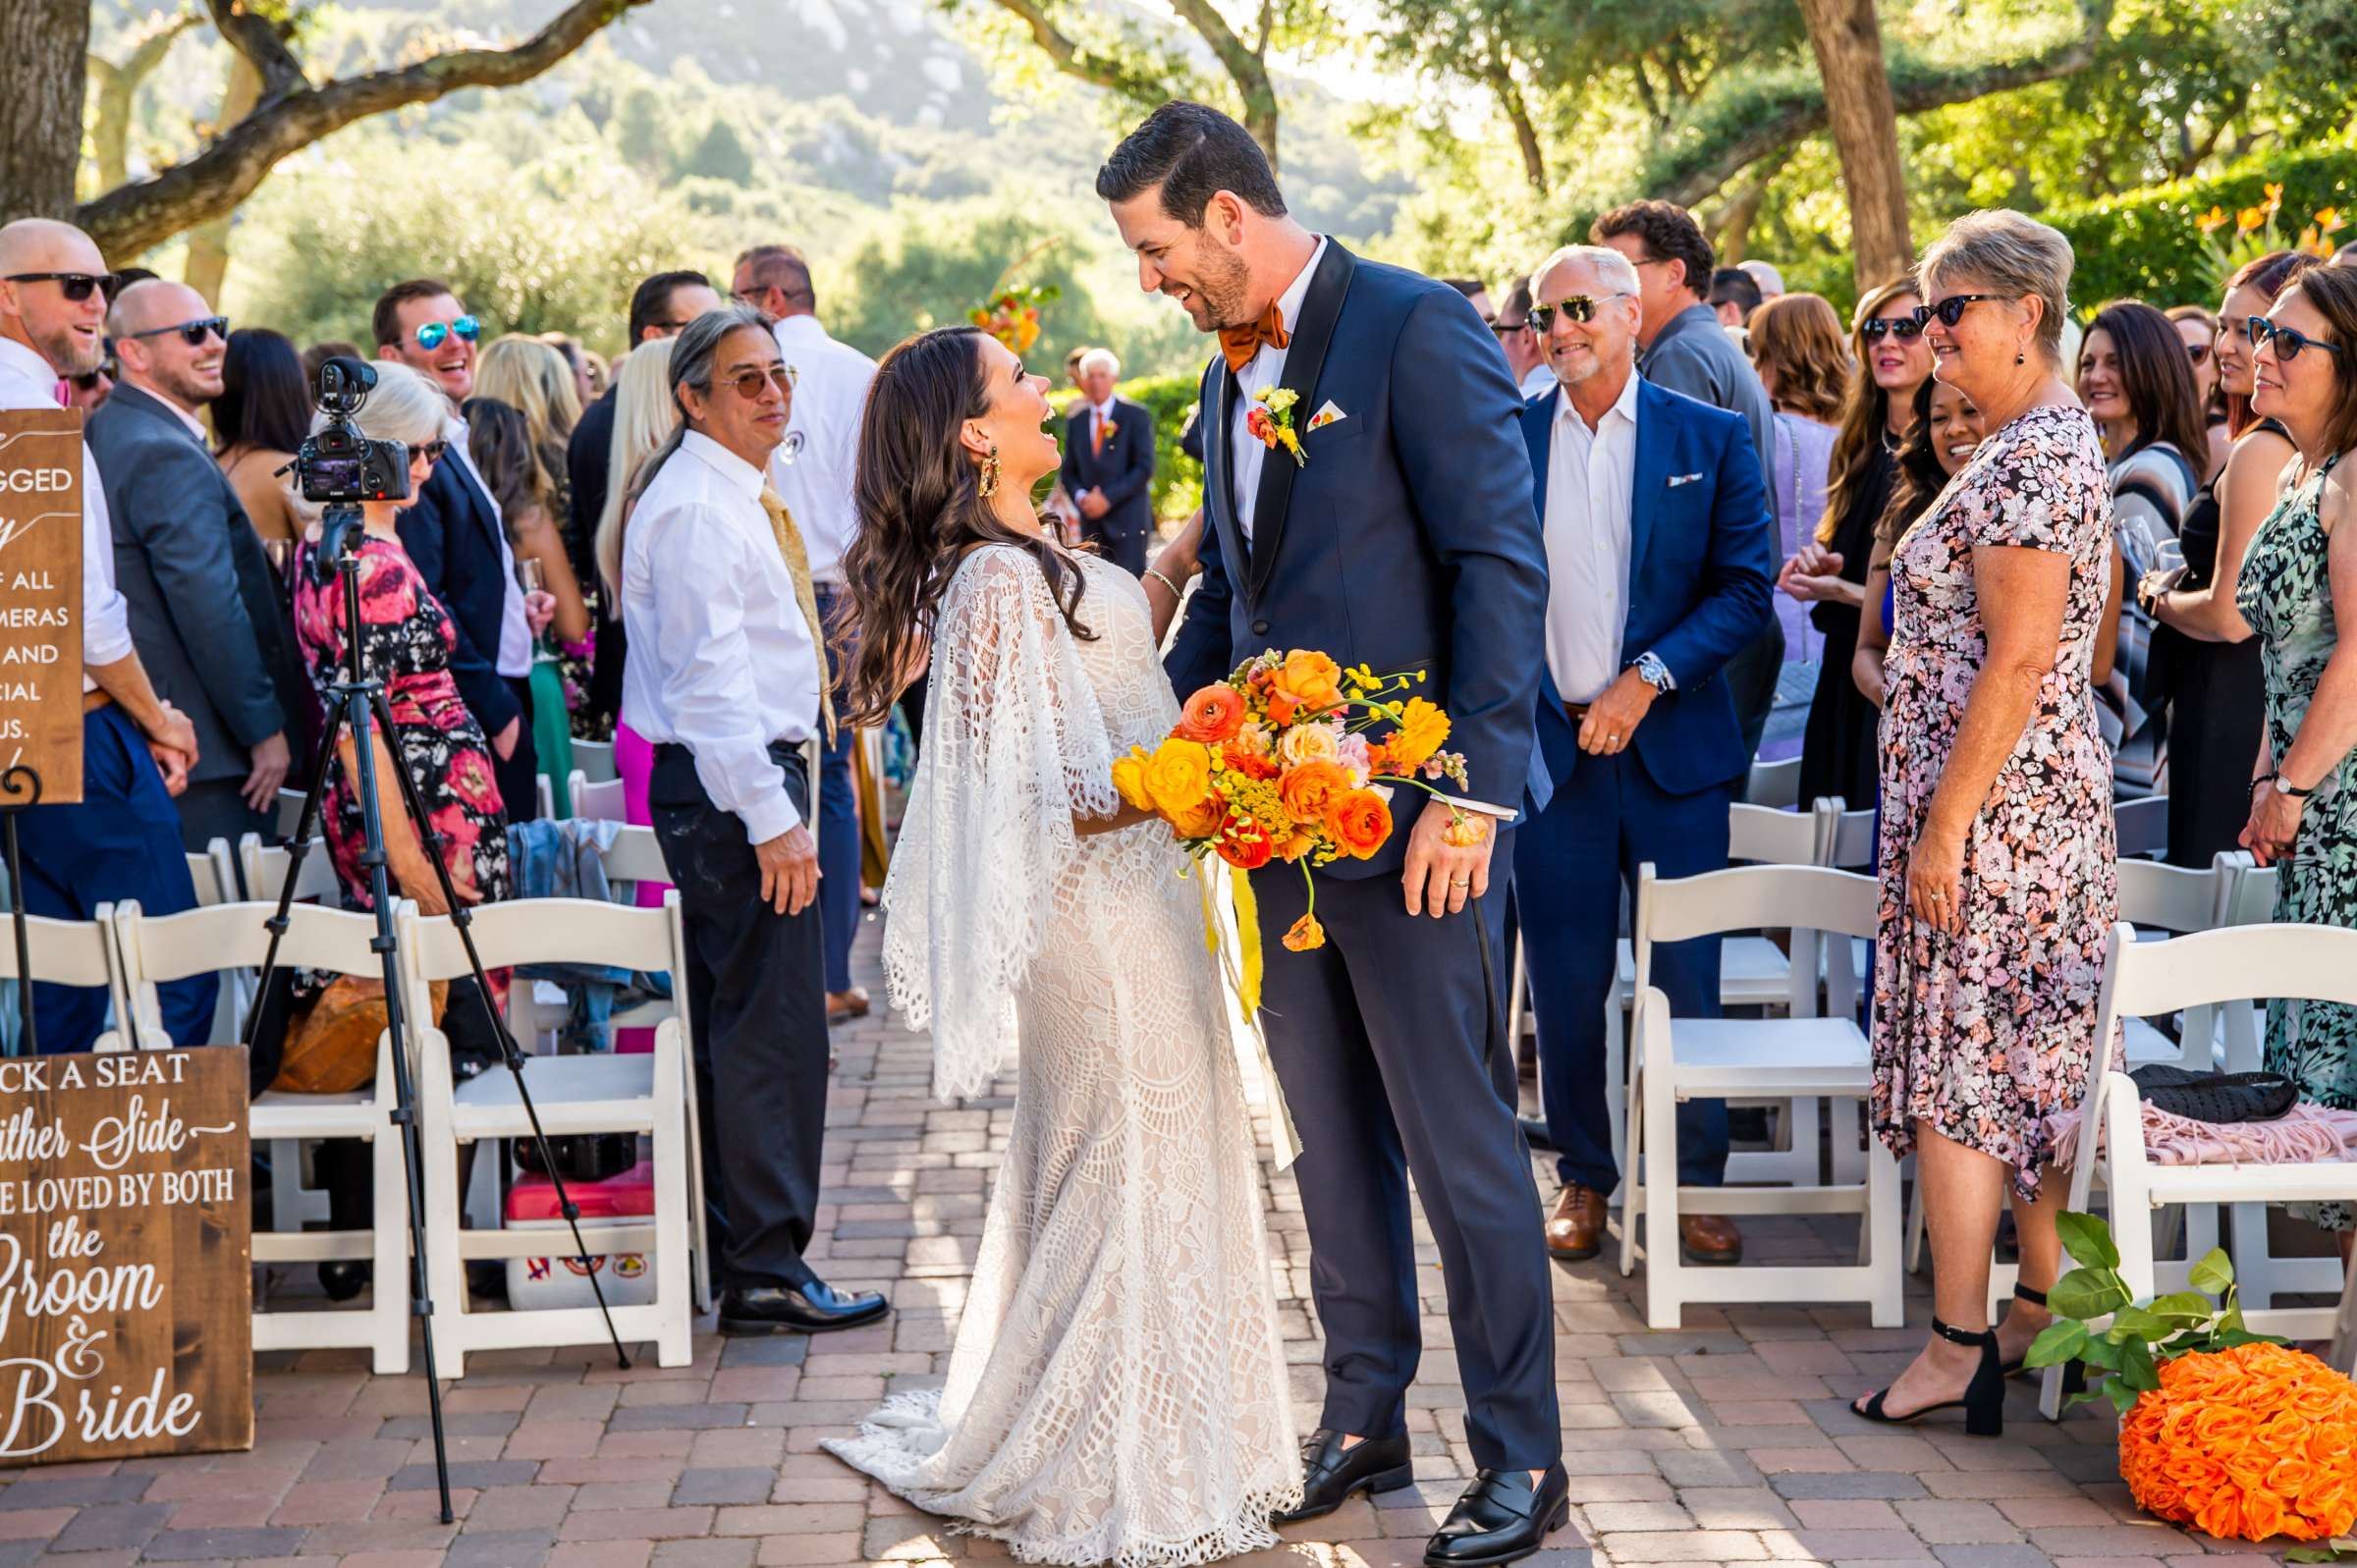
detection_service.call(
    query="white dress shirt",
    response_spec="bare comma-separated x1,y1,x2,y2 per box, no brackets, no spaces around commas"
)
0,336,136,691
1090,397,1117,445
767,314,877,587
621,431,821,843
1518,363,1557,401
444,412,532,680
1229,236,1328,541
1542,372,1640,705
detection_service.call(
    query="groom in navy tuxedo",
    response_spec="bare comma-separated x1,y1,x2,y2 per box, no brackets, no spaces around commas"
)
1102,103,1566,1567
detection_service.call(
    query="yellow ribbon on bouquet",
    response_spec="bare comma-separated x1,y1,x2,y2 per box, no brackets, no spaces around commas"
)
1196,862,1301,1169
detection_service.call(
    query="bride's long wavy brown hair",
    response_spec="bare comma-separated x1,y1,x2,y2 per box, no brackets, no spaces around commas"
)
843,325,1093,725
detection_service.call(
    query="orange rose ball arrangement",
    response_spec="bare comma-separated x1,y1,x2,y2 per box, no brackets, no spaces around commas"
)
2117,1341,2357,1542
1111,651,1473,970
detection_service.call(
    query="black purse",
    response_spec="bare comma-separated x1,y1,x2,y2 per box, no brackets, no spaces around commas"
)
2128,1064,2298,1125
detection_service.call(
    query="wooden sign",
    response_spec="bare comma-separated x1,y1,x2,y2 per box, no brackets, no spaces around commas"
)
0,407,84,805
0,1047,252,1464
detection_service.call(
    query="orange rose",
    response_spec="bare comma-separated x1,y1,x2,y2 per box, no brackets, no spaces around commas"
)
1282,912,1326,951
2243,1489,2288,1541
1279,760,1351,826
1270,650,1344,718
2268,1457,2317,1497
2197,1489,2241,1541
1216,811,1275,870
1176,682,1247,744
2192,1406,2257,1449
1324,787,1394,860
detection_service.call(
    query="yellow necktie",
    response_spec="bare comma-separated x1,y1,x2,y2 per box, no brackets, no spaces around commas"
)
758,486,838,745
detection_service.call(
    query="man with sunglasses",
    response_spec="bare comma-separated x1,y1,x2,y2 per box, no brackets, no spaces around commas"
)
88,279,303,853
375,278,554,821
1512,243,1774,1271
1495,276,1554,399
0,218,215,1053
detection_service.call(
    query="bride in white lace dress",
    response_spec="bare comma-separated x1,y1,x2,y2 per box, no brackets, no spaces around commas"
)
824,326,1300,1565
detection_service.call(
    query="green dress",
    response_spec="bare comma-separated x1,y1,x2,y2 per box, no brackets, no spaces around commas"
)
2235,456,2357,1226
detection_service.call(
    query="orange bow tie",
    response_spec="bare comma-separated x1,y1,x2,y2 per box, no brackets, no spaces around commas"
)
1219,302,1290,375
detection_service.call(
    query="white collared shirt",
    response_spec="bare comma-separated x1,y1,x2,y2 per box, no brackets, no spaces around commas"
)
1229,236,1329,540
0,336,135,690
1091,397,1117,442
766,314,877,587
142,382,208,443
443,413,531,680
1542,371,1641,705
620,431,821,843
1518,363,1557,400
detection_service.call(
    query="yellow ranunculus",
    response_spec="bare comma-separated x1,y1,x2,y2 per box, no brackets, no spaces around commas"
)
1387,696,1453,771
1112,746,1154,812
1143,737,1214,816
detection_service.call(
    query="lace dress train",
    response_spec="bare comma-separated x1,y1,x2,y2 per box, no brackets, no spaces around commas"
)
822,547,1300,1565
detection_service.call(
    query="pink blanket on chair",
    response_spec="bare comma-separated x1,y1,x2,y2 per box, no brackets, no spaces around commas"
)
2045,1103,2357,1168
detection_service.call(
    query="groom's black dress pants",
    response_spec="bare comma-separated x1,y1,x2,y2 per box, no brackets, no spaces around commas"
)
1254,835,1562,1471
649,742,828,1291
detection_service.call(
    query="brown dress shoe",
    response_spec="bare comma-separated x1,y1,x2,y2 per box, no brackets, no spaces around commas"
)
1546,1184,1606,1262
1678,1213,1742,1266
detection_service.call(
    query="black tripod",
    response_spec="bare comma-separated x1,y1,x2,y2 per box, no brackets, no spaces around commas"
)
244,509,628,1522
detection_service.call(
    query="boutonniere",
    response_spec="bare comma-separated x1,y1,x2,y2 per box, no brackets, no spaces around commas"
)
1246,387,1306,467
1100,418,1119,442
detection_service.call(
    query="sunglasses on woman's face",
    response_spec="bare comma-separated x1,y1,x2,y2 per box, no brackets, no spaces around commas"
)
1910,294,2004,331
413,316,481,351
123,315,228,348
4,271,117,303
2246,315,2345,362
721,363,797,400
2186,341,2213,364
1528,293,1630,333
1859,315,1925,342
416,439,450,463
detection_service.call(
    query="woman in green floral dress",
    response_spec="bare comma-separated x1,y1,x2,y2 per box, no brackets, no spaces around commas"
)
2232,266,2357,1239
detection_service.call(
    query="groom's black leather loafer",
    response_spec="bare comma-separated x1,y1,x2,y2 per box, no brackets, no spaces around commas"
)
718,1280,889,1336
1272,1428,1414,1525
1425,1463,1570,1566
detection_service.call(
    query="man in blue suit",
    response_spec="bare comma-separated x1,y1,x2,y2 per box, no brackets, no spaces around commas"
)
1103,104,1566,1567
1059,347,1156,573
1510,244,1774,1270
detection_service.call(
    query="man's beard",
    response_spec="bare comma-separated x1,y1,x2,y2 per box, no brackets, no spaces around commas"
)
34,319,103,378
154,362,219,410
1193,243,1253,333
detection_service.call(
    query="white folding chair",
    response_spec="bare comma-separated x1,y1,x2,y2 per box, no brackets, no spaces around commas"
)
2113,793,2169,860
570,770,627,823
239,833,347,1231
0,904,130,1052
1621,863,1902,1329
113,897,413,1373
190,838,254,1046
572,738,619,784
2043,920,2357,1417
404,896,705,1372
1744,755,1801,809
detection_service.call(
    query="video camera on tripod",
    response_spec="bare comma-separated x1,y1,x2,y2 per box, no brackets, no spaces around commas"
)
287,356,413,578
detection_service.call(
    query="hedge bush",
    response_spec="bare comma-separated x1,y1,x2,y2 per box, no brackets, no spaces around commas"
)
1054,368,1206,522
2046,148,2357,311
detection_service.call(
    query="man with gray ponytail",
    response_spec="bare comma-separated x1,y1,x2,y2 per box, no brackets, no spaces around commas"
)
618,304,888,1336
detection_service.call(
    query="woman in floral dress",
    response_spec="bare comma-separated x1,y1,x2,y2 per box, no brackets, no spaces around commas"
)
1852,212,2118,1439
2233,266,2357,1244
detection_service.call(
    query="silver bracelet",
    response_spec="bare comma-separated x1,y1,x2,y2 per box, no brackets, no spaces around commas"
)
1142,568,1182,599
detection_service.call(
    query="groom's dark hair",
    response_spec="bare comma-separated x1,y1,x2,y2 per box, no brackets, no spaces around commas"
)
1097,102,1287,226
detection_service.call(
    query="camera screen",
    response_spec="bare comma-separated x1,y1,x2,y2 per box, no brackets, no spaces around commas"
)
307,456,364,490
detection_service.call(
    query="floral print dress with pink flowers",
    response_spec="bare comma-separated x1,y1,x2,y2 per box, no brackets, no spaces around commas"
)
293,534,513,932
1871,403,2118,1199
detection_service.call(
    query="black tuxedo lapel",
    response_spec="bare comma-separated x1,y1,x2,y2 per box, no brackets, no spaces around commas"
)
1246,241,1356,604
1200,357,1249,588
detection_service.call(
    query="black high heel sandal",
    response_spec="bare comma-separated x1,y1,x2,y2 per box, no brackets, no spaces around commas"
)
1855,1317,2005,1436
2001,1282,2047,1378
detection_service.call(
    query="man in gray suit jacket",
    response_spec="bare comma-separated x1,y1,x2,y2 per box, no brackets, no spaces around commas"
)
89,281,302,850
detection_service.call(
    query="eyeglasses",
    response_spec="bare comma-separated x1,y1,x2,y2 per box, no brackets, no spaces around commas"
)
2186,341,2213,364
720,363,796,400
1859,315,1925,342
416,439,450,463
1910,295,2004,331
122,315,228,348
1491,318,1531,336
4,272,116,303
649,320,693,337
413,316,480,351
1528,294,1631,333
2246,316,2345,362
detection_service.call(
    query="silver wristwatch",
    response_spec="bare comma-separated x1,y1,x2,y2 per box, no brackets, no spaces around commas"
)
1632,651,1673,693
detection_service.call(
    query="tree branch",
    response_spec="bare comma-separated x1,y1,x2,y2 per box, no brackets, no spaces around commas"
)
1643,0,2114,209
202,0,305,104
1487,62,1546,196
978,0,1164,99
88,10,205,190
80,0,649,260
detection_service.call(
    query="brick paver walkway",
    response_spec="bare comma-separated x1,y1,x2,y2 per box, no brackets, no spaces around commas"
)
0,912,2254,1568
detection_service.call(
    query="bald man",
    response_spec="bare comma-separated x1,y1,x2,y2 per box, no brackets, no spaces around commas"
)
0,220,214,1051
89,279,303,851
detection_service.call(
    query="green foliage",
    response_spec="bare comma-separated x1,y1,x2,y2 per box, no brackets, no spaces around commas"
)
2026,1211,2284,1415
2047,148,2357,312
831,211,1116,377
1055,370,1206,522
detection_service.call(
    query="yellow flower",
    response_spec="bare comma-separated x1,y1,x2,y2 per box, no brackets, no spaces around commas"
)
2265,182,2286,212
2197,205,2230,236
2318,206,2345,235
1387,696,1453,771
2238,205,2268,234
1112,746,1154,811
1143,737,1214,816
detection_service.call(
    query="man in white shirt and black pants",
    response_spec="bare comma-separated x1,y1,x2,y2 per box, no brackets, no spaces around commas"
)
619,303,888,1336
732,244,878,1025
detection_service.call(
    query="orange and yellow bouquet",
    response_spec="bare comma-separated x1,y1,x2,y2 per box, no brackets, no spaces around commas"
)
1112,650,1471,986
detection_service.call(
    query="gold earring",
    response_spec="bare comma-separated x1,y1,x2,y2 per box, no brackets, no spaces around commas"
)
979,443,1001,499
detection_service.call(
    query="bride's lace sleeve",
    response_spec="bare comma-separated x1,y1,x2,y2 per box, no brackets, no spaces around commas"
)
882,548,1121,1100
